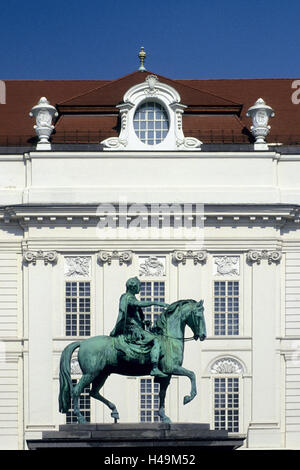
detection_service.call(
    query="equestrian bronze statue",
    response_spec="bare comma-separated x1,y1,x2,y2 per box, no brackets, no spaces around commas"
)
59,276,206,423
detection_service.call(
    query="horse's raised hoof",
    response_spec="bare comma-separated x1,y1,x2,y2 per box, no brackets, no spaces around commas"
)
183,395,192,405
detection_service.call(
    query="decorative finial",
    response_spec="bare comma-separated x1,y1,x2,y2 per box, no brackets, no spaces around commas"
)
29,97,58,150
138,47,146,72
246,97,275,150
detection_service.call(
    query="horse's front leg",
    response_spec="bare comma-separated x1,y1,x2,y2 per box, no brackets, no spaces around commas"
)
171,365,197,405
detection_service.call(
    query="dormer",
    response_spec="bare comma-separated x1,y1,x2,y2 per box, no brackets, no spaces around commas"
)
101,74,202,151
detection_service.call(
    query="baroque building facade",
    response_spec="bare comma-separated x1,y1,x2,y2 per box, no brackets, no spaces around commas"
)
0,65,300,449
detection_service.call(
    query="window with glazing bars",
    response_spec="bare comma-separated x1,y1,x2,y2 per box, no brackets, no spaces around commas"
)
140,281,165,324
66,379,91,423
140,378,160,422
133,102,169,145
65,281,91,336
214,281,239,335
214,377,239,432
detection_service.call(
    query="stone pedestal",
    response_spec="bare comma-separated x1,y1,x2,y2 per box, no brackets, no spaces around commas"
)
27,423,245,450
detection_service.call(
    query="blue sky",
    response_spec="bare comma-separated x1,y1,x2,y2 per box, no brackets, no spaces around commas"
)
1,0,299,80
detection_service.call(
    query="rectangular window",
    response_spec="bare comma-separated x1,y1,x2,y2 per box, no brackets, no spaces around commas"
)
214,281,239,335
140,281,165,324
214,377,239,432
65,281,91,336
140,378,160,422
66,379,91,424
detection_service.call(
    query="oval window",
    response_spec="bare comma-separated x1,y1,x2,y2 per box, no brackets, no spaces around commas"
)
133,102,169,145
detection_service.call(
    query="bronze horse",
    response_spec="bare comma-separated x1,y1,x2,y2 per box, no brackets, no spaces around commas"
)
59,299,206,423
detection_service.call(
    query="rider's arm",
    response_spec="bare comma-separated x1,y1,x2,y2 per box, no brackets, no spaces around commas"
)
128,297,168,308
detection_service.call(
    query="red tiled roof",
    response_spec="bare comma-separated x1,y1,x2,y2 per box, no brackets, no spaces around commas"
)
58,71,242,109
179,78,300,143
0,73,299,146
0,80,108,145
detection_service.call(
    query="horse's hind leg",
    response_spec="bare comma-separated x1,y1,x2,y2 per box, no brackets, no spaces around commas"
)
156,376,171,423
73,373,96,424
90,373,120,422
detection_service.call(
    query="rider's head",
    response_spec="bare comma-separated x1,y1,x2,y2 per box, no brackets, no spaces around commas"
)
126,277,141,294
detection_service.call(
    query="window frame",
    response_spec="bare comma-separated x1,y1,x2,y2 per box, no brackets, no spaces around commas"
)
139,377,160,423
66,378,91,424
63,255,93,338
133,100,170,146
213,280,240,336
213,375,240,433
65,280,91,337
209,356,245,434
211,255,243,337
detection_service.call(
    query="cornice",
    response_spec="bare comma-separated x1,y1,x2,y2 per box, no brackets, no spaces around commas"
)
0,203,299,228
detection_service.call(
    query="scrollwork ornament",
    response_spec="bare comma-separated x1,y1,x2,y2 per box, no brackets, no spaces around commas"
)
23,250,58,266
44,251,58,265
173,250,207,265
101,137,128,149
176,137,202,150
23,251,37,264
247,249,282,265
97,251,111,264
267,250,282,264
97,250,133,266
119,251,133,265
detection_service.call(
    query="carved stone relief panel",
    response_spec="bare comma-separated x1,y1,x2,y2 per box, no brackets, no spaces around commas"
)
139,256,166,277
64,256,91,278
213,256,240,277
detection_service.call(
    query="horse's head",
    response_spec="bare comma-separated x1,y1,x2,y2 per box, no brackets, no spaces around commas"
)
186,300,206,342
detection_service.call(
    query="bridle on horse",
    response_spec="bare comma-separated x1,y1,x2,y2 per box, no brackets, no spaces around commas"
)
160,305,203,342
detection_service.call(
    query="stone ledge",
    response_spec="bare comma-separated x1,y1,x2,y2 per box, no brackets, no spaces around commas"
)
27,423,246,450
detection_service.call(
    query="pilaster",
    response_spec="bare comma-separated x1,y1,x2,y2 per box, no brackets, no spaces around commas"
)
247,250,282,447
24,250,57,432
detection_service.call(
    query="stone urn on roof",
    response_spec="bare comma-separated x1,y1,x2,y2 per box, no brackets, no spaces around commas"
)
246,97,275,150
29,97,58,150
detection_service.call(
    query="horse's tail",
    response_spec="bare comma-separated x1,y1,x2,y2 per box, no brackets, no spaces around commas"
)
58,341,81,413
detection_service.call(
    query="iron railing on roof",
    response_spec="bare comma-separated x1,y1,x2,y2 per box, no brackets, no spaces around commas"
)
0,131,300,146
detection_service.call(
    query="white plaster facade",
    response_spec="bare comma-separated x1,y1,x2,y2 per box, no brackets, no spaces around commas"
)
0,75,300,450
